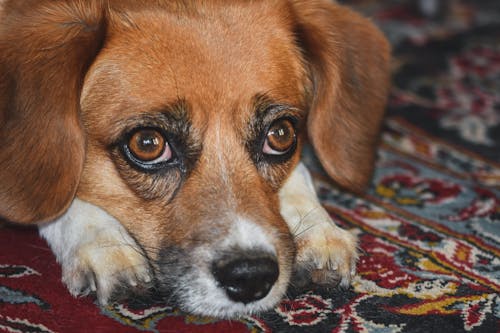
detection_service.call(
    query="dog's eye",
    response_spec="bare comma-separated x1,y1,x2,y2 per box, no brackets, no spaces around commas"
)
128,129,171,163
263,119,296,155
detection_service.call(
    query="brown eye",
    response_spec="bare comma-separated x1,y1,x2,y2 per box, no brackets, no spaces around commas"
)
263,119,296,155
128,129,171,162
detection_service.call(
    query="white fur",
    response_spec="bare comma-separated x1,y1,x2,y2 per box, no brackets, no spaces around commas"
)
279,163,358,286
39,199,151,304
221,217,276,254
179,267,285,318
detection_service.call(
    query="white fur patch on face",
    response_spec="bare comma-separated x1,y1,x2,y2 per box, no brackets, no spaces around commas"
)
220,217,276,254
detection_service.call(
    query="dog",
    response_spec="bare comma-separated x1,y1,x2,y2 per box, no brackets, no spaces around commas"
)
0,0,390,318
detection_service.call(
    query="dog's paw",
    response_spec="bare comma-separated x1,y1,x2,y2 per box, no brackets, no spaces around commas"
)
279,163,358,288
40,199,153,305
294,221,358,288
62,232,152,304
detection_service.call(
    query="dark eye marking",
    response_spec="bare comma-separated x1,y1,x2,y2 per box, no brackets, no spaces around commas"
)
247,96,303,166
111,100,202,176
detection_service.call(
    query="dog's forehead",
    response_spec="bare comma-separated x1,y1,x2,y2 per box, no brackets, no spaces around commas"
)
82,1,307,127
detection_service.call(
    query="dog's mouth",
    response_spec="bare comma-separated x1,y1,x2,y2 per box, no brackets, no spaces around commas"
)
139,219,295,318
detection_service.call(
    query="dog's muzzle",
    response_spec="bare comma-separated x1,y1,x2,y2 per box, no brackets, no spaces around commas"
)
155,219,291,317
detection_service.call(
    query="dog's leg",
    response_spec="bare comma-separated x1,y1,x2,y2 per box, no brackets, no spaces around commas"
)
279,163,358,287
39,198,151,304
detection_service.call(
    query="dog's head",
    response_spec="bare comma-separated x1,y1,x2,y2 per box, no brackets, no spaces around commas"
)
0,0,389,316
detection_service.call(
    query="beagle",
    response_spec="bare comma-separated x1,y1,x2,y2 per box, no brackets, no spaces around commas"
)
0,0,390,318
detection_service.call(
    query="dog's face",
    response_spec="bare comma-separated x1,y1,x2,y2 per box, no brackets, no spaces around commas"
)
0,0,390,317
79,2,306,314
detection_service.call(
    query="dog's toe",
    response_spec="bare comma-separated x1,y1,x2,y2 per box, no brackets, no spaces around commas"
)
281,193,358,288
40,199,152,304
310,268,341,286
69,240,151,305
280,163,358,289
293,220,358,289
63,268,94,297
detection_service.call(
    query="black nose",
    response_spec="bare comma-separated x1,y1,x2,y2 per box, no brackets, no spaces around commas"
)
212,255,279,304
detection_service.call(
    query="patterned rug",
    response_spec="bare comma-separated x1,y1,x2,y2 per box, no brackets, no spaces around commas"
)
1,1,499,332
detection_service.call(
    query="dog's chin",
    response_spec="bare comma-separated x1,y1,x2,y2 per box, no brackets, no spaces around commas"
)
159,269,288,318
100,259,288,319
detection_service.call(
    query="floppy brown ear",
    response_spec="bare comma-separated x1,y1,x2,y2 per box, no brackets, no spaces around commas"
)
292,0,391,192
0,1,106,223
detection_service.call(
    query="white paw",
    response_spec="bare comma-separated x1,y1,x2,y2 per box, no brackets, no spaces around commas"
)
40,199,152,304
62,230,152,304
280,163,358,287
294,218,358,287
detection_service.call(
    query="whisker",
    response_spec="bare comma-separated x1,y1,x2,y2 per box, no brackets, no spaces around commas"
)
288,206,326,238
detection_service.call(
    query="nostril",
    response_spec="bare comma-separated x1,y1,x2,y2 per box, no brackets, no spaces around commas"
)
212,256,279,304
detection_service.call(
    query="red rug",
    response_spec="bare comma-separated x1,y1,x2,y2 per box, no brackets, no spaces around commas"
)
1,1,499,332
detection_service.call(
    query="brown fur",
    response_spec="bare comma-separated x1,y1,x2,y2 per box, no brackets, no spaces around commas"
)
0,0,106,223
0,0,389,266
292,0,391,192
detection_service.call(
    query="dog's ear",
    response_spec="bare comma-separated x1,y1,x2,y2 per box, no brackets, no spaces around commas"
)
292,0,391,192
0,1,106,223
